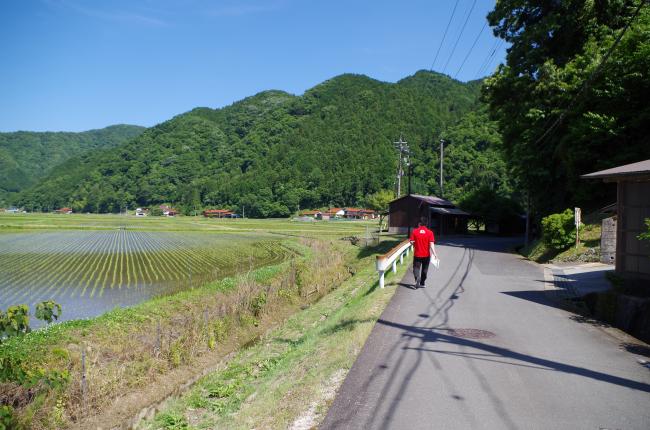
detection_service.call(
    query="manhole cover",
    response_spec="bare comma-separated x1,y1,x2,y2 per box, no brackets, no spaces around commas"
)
444,328,496,339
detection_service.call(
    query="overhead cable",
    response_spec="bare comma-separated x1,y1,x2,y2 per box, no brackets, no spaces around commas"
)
431,0,460,71
442,0,477,74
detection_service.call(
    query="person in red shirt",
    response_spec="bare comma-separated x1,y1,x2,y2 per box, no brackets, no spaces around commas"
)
409,218,438,287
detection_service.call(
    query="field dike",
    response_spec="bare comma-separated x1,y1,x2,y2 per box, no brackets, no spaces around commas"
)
140,238,408,429
0,237,371,429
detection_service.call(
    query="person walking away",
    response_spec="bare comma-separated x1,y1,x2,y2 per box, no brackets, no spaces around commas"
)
409,218,438,287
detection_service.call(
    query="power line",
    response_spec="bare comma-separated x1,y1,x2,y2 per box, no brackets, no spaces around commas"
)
442,0,477,74
533,0,648,147
431,0,460,71
475,38,502,78
454,20,487,79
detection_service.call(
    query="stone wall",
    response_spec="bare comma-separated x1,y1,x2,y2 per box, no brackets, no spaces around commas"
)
601,216,617,265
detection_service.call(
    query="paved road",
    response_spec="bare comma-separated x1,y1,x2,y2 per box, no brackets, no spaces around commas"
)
322,237,650,430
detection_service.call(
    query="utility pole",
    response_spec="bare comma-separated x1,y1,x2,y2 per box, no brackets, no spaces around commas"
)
394,135,409,198
439,139,445,197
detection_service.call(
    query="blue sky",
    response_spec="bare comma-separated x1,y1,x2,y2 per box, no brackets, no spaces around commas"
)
0,0,507,132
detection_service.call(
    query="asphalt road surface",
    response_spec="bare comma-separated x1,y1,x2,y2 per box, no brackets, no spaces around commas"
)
321,237,650,430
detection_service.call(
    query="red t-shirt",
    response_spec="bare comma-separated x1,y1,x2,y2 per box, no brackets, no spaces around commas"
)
410,226,435,258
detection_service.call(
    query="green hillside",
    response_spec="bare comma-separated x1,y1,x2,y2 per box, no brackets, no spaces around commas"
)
16,71,514,216
0,124,145,204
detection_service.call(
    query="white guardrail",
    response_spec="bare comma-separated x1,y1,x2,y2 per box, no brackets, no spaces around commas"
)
376,239,413,288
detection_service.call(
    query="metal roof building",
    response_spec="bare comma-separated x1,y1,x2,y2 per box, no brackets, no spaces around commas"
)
388,194,469,236
582,159,650,281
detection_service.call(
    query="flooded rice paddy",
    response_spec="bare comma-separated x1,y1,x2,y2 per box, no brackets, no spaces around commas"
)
0,230,289,323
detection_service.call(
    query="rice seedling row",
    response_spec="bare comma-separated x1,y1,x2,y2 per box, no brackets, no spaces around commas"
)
0,232,100,298
0,231,290,317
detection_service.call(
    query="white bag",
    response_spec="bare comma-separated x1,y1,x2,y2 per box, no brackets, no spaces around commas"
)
432,256,440,269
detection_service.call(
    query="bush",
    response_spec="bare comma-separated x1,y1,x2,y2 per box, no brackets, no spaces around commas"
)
639,218,650,241
541,209,577,251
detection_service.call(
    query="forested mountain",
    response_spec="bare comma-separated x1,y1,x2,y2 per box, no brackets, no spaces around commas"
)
16,71,514,216
0,124,145,203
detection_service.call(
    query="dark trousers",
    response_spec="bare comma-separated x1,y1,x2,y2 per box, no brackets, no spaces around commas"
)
413,256,431,285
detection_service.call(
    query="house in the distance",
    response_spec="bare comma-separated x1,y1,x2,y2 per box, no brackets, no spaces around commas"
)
299,210,321,218
55,207,73,214
135,208,148,217
203,209,235,218
344,208,377,220
159,205,178,217
6,207,20,214
328,208,345,218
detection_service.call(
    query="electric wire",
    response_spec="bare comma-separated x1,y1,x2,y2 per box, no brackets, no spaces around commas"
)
476,39,503,77
442,0,477,74
431,0,460,71
454,20,487,78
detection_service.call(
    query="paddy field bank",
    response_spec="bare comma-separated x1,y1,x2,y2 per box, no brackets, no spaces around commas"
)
0,213,407,429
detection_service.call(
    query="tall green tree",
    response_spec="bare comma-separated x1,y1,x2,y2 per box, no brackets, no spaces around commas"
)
483,0,650,215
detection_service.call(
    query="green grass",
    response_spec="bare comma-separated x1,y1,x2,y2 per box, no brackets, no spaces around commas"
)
0,213,376,237
144,240,408,430
521,223,602,264
0,214,390,429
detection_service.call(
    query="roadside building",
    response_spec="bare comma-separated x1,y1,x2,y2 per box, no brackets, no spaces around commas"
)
203,209,235,218
135,208,148,217
55,207,73,214
582,159,650,281
388,194,469,236
6,207,20,214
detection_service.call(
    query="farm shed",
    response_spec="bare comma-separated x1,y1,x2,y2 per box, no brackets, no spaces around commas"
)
388,194,469,236
582,159,650,281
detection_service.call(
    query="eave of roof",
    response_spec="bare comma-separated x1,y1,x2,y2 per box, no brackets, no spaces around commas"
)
389,193,455,207
581,159,650,179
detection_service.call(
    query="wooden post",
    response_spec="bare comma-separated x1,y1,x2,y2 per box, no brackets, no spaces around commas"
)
81,346,87,412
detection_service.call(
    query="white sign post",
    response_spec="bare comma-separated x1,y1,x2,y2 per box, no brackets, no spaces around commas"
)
575,207,581,248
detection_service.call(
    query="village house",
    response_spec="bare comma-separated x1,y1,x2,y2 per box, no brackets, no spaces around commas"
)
203,209,236,218
5,207,20,214
328,208,345,218
159,205,178,217
299,210,321,218
135,208,148,217
343,208,377,220
55,207,73,214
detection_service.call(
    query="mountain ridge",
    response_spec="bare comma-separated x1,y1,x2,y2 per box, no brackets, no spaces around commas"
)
15,71,513,216
0,124,145,203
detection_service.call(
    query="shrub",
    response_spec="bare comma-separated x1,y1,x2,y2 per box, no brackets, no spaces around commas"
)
541,209,577,251
639,218,650,241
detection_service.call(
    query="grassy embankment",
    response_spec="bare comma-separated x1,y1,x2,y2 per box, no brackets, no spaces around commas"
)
0,215,397,429
143,239,407,430
520,222,602,264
